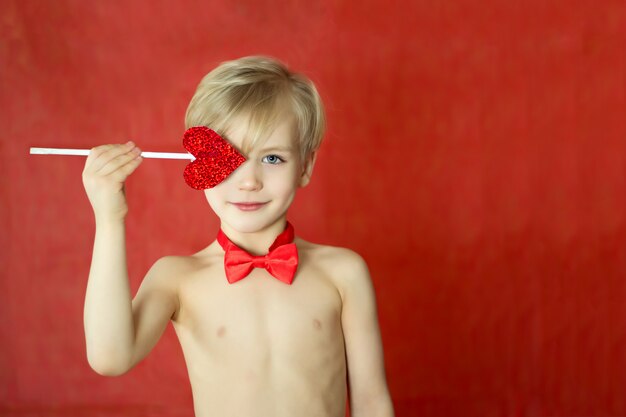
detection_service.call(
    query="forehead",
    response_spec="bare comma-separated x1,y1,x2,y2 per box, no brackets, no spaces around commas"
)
223,113,297,153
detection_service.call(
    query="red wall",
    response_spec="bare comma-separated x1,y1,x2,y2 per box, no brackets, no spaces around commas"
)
1,1,625,416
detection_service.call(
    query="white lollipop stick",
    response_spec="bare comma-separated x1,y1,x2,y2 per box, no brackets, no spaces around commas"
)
30,147,195,160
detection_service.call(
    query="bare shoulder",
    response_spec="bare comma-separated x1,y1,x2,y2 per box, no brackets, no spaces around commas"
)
295,237,371,302
142,245,220,291
297,239,368,275
148,242,223,277
135,255,195,303
137,246,222,318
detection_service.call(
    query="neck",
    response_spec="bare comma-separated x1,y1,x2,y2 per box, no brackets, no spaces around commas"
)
219,218,289,256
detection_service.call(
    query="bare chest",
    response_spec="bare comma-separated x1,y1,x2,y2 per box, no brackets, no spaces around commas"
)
173,262,345,361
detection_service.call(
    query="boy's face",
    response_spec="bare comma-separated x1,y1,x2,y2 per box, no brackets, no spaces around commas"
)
204,113,316,233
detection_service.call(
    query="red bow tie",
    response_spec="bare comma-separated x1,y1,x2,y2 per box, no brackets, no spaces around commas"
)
217,222,299,285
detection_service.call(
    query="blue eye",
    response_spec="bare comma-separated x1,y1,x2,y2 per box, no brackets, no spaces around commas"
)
262,155,285,165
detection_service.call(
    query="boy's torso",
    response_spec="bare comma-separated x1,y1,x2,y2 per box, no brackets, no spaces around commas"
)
167,237,348,417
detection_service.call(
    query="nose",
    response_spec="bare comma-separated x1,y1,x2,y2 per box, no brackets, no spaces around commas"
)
237,160,263,191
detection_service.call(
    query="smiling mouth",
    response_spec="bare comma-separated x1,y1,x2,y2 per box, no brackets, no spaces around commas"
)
231,202,268,211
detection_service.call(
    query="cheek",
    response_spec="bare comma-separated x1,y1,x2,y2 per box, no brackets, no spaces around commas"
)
268,167,300,193
203,188,223,211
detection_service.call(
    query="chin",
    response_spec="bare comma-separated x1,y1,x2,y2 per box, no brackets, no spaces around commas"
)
221,210,288,234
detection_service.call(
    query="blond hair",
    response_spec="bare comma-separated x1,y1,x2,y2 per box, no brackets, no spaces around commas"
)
185,55,326,162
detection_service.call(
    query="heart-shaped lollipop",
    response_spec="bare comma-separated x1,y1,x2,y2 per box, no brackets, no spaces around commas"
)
183,126,246,190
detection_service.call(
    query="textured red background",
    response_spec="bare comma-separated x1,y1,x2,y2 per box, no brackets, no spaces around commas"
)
1,1,625,416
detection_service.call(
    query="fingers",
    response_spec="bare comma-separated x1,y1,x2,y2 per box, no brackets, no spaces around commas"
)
85,143,122,168
107,151,143,182
98,145,142,177
83,141,143,181
86,142,135,172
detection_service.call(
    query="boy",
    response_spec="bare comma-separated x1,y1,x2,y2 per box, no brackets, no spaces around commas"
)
82,56,394,417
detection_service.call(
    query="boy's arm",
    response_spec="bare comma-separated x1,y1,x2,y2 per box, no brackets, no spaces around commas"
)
82,143,177,376
340,250,395,417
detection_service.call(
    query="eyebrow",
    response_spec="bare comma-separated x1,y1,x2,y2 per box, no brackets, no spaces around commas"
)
259,146,293,153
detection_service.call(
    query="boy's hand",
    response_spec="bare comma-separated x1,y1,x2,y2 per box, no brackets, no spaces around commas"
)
82,141,143,221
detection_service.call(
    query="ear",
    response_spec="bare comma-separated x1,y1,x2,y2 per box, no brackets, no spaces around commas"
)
299,151,317,188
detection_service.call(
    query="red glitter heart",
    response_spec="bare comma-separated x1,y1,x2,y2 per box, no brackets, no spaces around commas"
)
183,126,246,190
